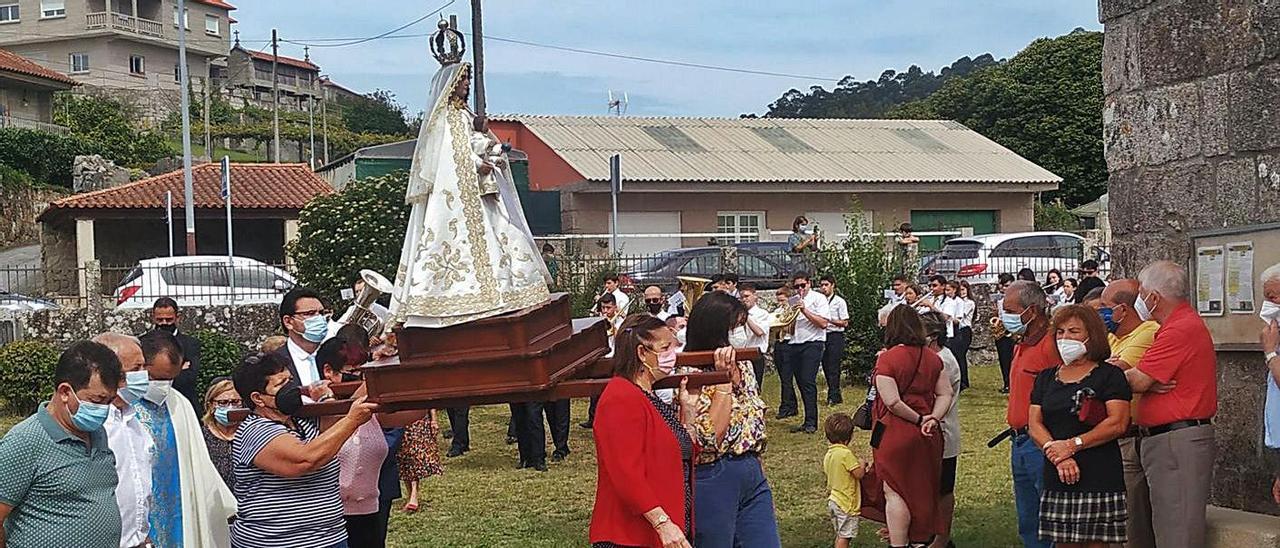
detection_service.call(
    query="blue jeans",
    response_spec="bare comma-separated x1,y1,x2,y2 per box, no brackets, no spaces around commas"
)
694,454,781,548
1011,433,1050,548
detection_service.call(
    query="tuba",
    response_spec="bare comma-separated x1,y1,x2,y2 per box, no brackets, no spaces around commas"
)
675,275,711,313
338,269,394,337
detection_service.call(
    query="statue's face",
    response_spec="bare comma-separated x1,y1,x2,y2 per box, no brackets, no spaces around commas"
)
453,72,471,102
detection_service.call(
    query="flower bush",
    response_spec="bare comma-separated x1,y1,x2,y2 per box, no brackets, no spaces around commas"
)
289,172,412,303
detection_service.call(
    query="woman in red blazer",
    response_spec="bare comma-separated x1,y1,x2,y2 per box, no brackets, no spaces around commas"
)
591,314,699,548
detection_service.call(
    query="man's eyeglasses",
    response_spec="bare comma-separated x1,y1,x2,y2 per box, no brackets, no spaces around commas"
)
794,283,809,289
213,398,242,407
292,308,331,319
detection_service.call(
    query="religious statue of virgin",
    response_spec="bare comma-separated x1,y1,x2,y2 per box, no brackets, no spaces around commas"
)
388,21,550,328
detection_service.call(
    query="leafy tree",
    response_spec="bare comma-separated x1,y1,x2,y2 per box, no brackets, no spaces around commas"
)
813,200,901,380
289,172,412,302
759,54,998,118
52,93,171,168
340,89,410,136
0,128,100,187
190,329,248,399
887,30,1104,207
1034,199,1082,231
0,340,60,414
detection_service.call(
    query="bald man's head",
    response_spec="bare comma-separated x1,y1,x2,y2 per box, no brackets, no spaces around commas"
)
92,333,144,373
643,286,662,299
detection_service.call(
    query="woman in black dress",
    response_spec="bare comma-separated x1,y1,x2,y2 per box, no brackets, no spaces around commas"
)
1028,304,1132,547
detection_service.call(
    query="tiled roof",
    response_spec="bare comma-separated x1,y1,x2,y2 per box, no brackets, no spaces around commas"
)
247,50,318,72
492,115,1062,185
0,49,77,87
194,0,236,10
41,163,331,219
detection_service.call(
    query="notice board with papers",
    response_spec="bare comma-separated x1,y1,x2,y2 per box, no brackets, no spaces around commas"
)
1188,222,1280,350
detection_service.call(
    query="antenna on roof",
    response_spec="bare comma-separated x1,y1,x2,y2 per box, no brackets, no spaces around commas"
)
607,90,628,116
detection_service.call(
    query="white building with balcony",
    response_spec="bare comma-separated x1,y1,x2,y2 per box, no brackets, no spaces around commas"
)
0,0,234,99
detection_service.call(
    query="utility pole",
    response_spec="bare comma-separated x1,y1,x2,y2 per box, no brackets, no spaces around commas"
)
202,74,211,161
271,28,280,163
321,94,329,165
177,0,196,254
308,95,315,169
470,0,486,117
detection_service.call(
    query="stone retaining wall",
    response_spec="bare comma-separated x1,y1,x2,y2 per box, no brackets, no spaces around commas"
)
2,303,280,350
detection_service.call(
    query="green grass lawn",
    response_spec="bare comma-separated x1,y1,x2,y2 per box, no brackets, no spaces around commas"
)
0,365,1020,547
383,364,1020,547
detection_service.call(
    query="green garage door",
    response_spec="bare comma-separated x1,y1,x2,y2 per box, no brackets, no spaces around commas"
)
910,210,998,252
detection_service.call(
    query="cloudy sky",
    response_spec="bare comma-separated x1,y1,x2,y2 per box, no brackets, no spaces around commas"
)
230,1,1100,118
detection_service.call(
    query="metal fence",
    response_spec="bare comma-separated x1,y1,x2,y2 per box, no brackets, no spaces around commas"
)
0,261,296,312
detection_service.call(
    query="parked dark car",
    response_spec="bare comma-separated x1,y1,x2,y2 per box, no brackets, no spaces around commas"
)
731,241,815,275
619,247,793,291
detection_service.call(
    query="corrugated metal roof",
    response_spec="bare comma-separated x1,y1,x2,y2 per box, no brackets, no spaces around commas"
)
493,115,1061,185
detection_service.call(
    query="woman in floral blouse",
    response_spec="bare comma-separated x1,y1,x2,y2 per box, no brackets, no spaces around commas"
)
684,292,779,548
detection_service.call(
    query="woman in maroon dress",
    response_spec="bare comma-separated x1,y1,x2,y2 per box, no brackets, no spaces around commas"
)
871,306,954,547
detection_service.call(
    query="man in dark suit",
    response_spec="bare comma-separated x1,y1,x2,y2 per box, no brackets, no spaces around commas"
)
270,287,331,393
149,297,201,404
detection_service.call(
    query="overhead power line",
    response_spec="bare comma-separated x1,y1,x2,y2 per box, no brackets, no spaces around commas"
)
282,0,454,48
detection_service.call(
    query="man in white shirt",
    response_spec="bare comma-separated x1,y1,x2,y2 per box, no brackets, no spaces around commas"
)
93,332,154,548
889,275,909,305
818,275,850,405
737,283,772,390
787,271,830,434
602,274,630,315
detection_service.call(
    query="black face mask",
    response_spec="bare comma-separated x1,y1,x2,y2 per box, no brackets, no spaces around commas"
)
647,302,663,314
154,324,177,335
340,371,363,383
268,381,304,416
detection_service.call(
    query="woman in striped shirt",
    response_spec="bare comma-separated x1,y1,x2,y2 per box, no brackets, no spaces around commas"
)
230,352,379,548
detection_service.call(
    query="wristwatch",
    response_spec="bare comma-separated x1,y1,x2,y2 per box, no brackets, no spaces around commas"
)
651,514,671,530
1266,351,1278,363
1073,436,1083,448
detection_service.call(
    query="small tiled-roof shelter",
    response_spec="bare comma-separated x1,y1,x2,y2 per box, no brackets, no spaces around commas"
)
38,163,331,293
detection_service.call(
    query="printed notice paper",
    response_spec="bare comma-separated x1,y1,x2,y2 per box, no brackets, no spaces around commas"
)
1226,241,1255,314
1196,246,1225,316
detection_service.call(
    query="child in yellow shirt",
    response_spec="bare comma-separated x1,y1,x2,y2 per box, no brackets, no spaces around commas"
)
824,413,867,548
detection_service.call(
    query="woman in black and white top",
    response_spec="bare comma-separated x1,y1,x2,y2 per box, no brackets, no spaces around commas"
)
947,281,976,391
230,352,379,548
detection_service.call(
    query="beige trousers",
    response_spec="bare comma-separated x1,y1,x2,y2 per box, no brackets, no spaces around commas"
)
1119,436,1155,548
1139,424,1215,548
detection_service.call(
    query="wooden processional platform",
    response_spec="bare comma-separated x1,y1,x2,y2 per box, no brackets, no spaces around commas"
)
238,293,750,419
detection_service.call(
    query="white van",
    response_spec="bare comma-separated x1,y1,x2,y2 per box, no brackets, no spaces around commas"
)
921,232,1110,285
113,256,296,309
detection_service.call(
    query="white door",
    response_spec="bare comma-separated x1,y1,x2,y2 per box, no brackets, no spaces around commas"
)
611,212,681,255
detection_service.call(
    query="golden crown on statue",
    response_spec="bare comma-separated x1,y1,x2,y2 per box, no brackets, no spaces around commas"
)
430,19,466,65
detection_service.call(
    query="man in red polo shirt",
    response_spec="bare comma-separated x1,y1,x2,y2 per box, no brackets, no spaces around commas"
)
1125,260,1216,548
1001,280,1057,548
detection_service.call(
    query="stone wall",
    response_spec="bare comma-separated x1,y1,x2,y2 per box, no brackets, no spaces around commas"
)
1100,0,1280,515
4,302,281,350
0,186,65,250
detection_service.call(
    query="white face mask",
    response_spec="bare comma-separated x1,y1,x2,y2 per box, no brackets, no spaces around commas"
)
1260,300,1280,324
1057,339,1089,365
675,327,687,347
143,380,172,405
1134,291,1156,322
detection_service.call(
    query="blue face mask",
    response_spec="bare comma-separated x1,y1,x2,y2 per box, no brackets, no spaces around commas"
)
120,370,149,404
1098,307,1118,333
301,314,328,343
70,390,111,432
213,406,234,426
1001,310,1029,335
